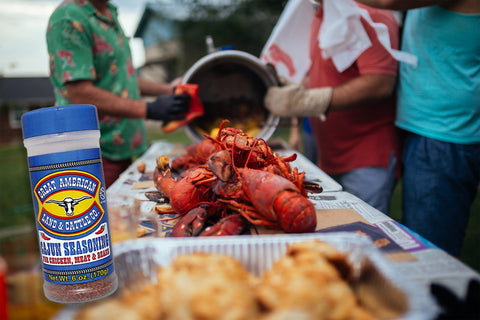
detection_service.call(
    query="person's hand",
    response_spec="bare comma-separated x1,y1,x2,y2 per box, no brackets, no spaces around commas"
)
264,82,332,120
146,94,191,121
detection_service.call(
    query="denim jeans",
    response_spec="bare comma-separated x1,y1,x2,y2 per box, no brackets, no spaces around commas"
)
331,153,397,215
402,133,480,256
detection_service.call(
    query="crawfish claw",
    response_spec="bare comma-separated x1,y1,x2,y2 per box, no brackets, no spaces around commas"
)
170,207,208,237
200,214,246,236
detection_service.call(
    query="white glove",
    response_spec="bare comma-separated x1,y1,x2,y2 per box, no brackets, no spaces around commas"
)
264,83,333,120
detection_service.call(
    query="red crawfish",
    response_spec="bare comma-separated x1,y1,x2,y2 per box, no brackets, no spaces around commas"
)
171,119,278,171
208,149,317,233
218,167,317,233
170,204,245,237
153,155,217,215
171,138,220,172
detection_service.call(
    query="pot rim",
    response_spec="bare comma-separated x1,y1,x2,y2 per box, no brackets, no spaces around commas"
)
181,50,280,143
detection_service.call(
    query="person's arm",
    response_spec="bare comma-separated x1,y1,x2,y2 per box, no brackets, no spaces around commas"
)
137,77,182,97
330,73,396,111
354,0,452,10
264,73,395,118
66,80,147,118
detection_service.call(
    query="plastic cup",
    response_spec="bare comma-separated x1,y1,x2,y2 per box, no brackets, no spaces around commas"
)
107,194,158,243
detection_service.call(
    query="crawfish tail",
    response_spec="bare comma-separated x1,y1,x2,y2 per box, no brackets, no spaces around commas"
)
273,191,316,233
238,168,316,233
238,168,299,221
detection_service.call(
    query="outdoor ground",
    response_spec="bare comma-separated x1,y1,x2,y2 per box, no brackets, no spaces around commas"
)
1,125,479,273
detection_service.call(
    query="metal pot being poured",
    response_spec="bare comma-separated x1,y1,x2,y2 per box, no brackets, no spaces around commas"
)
181,50,280,142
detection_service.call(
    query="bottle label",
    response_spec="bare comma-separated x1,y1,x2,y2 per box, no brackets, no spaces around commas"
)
28,148,114,285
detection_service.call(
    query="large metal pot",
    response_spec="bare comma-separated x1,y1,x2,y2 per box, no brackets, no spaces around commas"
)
181,50,280,143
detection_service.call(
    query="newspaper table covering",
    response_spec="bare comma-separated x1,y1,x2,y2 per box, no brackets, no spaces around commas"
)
107,140,480,314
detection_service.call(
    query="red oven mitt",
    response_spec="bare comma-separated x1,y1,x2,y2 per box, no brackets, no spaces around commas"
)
162,83,205,133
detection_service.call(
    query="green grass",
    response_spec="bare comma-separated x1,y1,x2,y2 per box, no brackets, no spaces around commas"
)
1,126,479,272
0,143,34,229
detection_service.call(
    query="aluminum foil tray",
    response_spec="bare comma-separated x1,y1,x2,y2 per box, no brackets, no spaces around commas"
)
58,233,436,320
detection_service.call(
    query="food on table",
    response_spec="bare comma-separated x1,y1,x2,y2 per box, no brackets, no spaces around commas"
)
74,277,163,320
136,161,146,173
257,240,374,320
73,240,379,320
159,253,261,320
152,120,320,236
74,253,259,320
201,117,262,140
153,203,173,213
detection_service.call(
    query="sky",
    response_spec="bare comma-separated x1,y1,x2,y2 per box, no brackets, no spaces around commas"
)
0,0,150,77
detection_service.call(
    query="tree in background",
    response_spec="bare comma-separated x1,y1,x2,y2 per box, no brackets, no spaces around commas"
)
167,0,286,73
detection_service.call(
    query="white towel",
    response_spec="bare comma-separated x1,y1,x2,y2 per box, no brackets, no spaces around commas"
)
261,0,417,81
320,0,417,72
261,0,315,83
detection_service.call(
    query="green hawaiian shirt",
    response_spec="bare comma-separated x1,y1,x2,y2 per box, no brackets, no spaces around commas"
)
47,0,148,160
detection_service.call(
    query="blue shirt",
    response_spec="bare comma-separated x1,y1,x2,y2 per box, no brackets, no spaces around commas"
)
396,6,480,144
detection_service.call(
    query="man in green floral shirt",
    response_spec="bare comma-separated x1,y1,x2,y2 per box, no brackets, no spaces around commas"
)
47,0,190,187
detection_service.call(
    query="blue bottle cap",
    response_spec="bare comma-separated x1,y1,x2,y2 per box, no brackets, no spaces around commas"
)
22,104,99,139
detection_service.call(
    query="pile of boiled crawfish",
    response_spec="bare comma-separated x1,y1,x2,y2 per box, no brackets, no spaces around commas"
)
152,120,323,237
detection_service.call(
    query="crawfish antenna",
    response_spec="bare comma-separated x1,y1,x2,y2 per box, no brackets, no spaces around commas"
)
217,119,230,141
203,119,230,149
244,137,263,168
231,133,240,174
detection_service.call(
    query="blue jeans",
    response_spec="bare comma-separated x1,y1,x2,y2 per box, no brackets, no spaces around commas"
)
402,133,480,256
331,153,397,215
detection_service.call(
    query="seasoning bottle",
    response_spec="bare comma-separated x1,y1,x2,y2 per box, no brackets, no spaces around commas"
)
21,104,118,303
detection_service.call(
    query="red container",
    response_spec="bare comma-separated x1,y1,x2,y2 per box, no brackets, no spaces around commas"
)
0,256,7,320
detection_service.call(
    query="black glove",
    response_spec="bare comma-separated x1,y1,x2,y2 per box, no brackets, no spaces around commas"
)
431,278,480,320
146,94,191,121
